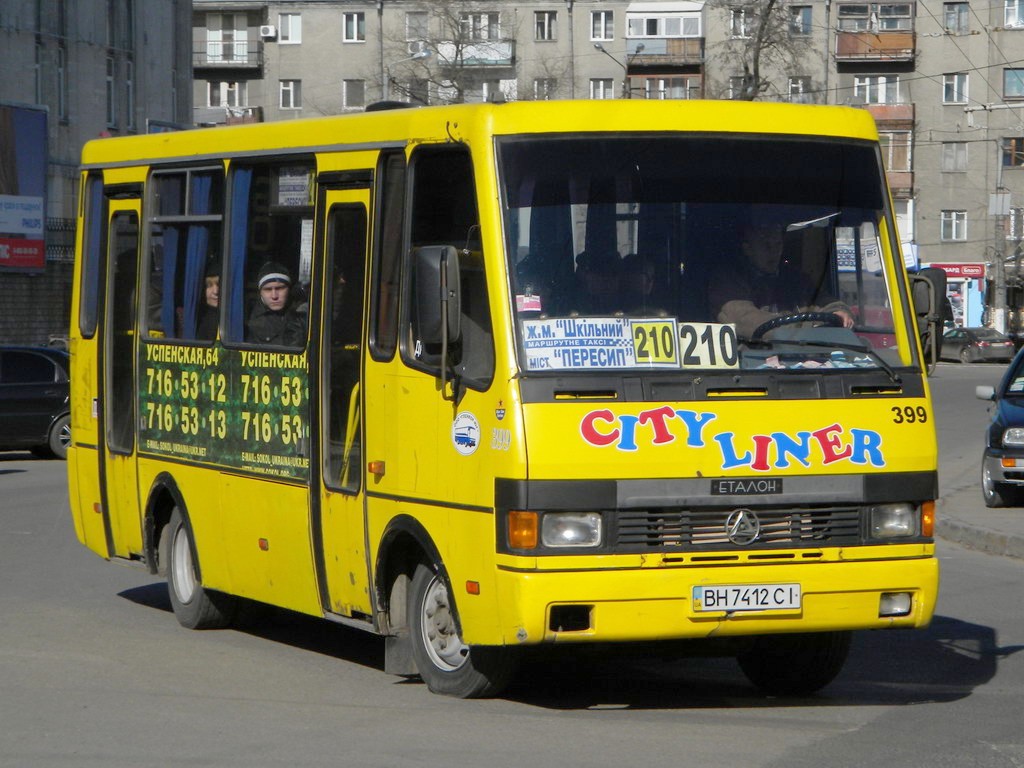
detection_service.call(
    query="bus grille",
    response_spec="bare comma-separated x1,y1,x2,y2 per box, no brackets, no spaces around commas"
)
614,506,863,551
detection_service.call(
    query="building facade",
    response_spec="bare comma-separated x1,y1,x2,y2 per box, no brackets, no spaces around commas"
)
0,0,191,344
189,0,1024,332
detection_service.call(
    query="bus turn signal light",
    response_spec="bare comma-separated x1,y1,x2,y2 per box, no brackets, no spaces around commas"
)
921,500,935,538
508,511,538,549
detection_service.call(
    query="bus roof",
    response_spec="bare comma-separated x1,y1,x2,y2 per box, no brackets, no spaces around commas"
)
80,100,880,169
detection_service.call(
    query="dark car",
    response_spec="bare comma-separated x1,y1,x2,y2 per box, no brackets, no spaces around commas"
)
976,346,1024,506
940,327,1016,364
0,346,71,460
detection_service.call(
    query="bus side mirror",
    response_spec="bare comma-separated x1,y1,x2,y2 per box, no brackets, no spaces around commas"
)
911,267,947,372
413,245,462,349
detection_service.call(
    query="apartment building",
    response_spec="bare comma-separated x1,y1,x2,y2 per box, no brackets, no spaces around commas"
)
0,0,191,343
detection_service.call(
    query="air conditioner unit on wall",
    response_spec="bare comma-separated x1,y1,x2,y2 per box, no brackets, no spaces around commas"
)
260,25,277,40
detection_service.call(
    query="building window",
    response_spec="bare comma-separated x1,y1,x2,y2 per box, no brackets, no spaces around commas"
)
729,75,747,99
1003,137,1024,167
106,55,117,127
533,78,556,100
942,141,968,172
343,79,365,109
590,78,614,99
944,2,969,34
641,76,701,100
627,14,701,37
34,43,43,104
943,73,968,104
279,13,301,44
731,8,751,37
343,12,366,42
591,10,614,40
940,210,967,241
280,79,302,109
790,6,812,35
57,45,68,120
461,12,500,41
853,74,900,104
788,76,812,103
838,3,912,31
879,131,911,171
125,58,135,130
207,12,248,64
1007,0,1024,28
209,80,247,107
1005,69,1024,99
406,11,428,40
535,10,557,41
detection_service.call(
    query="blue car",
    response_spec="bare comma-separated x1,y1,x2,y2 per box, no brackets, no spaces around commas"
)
977,346,1024,506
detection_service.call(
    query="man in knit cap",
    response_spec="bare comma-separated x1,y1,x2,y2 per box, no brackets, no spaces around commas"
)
247,261,307,347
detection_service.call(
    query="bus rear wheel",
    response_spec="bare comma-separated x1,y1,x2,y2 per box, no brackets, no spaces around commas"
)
737,631,851,696
162,507,237,629
408,561,516,698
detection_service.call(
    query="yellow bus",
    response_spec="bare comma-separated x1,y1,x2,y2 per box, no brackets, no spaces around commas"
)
68,99,943,698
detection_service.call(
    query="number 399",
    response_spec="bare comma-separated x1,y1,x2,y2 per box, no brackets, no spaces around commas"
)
891,405,928,424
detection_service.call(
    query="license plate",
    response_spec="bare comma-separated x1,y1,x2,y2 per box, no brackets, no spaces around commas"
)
692,583,801,612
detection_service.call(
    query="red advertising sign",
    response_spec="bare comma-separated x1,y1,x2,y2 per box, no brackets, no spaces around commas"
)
928,262,986,279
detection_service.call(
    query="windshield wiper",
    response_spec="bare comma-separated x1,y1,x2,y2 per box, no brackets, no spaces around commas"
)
747,338,902,384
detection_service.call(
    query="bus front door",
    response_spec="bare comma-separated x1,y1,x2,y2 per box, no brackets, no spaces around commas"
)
316,190,372,618
99,201,143,558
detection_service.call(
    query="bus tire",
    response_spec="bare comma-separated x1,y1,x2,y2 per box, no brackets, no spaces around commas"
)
408,561,515,698
737,631,851,696
162,507,237,630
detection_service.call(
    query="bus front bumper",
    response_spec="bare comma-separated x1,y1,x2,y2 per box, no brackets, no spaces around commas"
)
481,550,938,647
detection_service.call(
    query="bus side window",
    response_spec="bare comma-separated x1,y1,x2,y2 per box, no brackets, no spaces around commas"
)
223,162,313,348
144,169,223,342
405,146,495,388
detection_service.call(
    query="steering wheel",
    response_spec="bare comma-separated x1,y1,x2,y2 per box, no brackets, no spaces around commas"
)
751,311,843,341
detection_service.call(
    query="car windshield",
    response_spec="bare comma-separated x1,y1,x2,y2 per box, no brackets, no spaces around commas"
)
499,134,916,375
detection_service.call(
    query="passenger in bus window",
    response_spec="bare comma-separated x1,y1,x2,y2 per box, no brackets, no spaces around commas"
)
196,258,220,341
710,218,853,339
621,252,665,316
247,261,307,347
573,249,622,315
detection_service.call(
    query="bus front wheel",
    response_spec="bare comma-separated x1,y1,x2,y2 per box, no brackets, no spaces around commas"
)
408,561,515,698
162,507,237,630
737,631,851,696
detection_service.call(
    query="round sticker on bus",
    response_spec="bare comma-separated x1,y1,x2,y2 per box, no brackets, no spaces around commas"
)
452,411,481,456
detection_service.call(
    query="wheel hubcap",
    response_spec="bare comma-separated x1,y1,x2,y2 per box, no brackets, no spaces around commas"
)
420,574,469,671
171,525,198,604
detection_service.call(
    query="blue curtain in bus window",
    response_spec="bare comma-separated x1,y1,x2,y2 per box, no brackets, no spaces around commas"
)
226,167,252,341
160,226,180,337
180,174,214,340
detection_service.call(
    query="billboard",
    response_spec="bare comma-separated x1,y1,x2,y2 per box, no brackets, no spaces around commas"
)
0,104,47,272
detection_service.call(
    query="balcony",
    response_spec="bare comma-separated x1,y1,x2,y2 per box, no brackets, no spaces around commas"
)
193,105,264,127
863,102,914,128
193,40,264,70
437,39,515,68
835,30,914,62
626,38,704,66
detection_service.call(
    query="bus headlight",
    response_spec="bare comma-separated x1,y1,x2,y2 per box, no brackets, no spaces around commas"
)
1003,427,1024,446
541,512,602,548
868,503,918,539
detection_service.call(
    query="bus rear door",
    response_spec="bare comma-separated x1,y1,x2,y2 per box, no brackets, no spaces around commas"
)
99,196,143,558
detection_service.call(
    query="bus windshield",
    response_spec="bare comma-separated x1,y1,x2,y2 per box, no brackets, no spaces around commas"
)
499,134,914,375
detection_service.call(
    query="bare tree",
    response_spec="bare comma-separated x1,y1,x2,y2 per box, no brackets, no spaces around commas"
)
707,0,810,101
382,1,520,105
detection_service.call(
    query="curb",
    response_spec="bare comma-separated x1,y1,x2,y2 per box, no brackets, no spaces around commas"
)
935,517,1024,561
